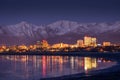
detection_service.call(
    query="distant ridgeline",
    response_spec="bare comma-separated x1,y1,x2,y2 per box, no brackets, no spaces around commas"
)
0,20,120,45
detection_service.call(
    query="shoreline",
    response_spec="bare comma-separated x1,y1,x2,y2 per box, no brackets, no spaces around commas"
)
1,52,120,80
0,52,120,59
40,63,120,80
35,52,120,80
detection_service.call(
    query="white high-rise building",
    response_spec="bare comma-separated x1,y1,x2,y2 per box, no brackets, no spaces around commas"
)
84,36,97,47
84,36,92,46
91,37,97,47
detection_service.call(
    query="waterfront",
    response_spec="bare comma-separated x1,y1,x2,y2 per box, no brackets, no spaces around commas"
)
0,55,116,80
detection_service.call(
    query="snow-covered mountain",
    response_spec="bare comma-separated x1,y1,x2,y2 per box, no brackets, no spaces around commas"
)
0,20,120,45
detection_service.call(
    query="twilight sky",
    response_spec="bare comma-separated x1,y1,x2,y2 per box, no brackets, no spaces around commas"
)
0,0,120,25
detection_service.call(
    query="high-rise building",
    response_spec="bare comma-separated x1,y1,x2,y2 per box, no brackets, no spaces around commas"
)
77,40,84,47
41,40,49,48
84,36,92,46
91,37,97,47
36,41,41,48
103,42,111,46
84,36,97,47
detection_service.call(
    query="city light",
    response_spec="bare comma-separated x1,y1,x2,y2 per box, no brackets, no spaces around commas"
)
0,36,120,53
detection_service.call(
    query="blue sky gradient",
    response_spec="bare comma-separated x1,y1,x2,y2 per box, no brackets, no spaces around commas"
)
0,0,120,25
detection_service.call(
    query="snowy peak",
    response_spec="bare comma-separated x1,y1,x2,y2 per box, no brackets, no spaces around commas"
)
2,20,120,36
47,20,79,35
0,20,120,45
18,21,29,25
10,21,37,28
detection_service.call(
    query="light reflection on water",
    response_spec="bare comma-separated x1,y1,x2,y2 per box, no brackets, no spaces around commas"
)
0,55,116,80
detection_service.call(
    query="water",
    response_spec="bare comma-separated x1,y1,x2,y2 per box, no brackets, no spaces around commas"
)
0,55,116,80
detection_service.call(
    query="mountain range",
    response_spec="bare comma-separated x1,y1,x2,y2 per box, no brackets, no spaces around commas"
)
0,20,120,45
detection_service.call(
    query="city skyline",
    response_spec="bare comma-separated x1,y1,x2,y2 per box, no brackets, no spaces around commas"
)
0,0,120,80
0,35,114,53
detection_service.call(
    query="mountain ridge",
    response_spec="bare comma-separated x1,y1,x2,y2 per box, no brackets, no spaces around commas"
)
0,20,120,45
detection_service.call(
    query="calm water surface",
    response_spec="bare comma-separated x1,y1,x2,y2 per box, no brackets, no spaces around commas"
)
0,55,116,80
